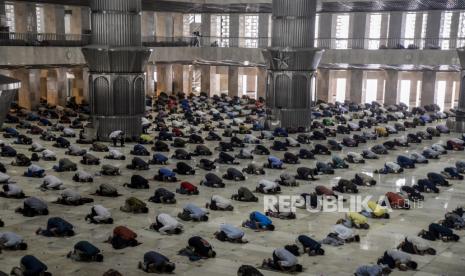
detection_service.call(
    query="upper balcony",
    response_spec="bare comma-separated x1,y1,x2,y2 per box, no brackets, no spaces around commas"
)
0,32,462,69
3,32,464,51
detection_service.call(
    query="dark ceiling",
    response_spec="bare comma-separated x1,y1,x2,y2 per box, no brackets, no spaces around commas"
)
15,0,465,13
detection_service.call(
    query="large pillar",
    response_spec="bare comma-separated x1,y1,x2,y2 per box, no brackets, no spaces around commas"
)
387,12,405,48
257,67,267,99
425,11,442,49
264,0,323,129
449,12,461,49
172,64,184,93
384,70,399,105
155,12,167,37
349,13,368,49
349,70,365,103
229,14,240,47
210,66,219,96
258,13,270,48
228,66,239,97
200,65,211,96
421,71,437,106
316,69,330,102
12,69,40,110
82,0,151,140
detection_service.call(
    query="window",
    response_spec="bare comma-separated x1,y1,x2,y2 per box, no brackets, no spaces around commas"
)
458,12,465,47
365,79,378,103
400,80,411,107
436,81,446,111
335,78,346,103
314,14,320,47
404,13,416,48
5,2,15,32
64,12,72,34
183,14,202,37
440,11,453,50
335,14,350,49
214,15,230,47
36,5,45,33
421,13,428,48
244,15,258,48
368,14,382,49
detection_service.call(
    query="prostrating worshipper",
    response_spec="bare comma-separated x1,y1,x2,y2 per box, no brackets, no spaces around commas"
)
93,183,120,197
242,163,265,175
397,236,436,255
261,247,302,273
332,179,358,193
10,255,51,276
377,249,418,271
40,175,64,190
120,197,149,214
80,153,100,165
352,173,377,186
413,179,439,193
242,211,275,231
67,241,104,262
255,179,280,194
173,161,196,175
123,174,149,189
104,149,126,160
176,181,199,195
179,236,216,261
322,224,360,245
23,164,46,178
419,223,460,242
205,195,233,211
214,224,247,243
231,187,258,202
264,156,284,169
148,153,168,165
338,212,370,229
15,197,49,217
53,158,77,172
354,265,391,276
100,164,121,176
200,172,225,188
36,217,75,237
0,183,25,198
66,145,86,156
177,203,209,221
106,226,141,249
0,231,27,251
384,192,410,209
138,251,176,273
72,170,94,183
374,162,403,174
222,167,246,181
361,200,390,219
150,213,183,235
276,173,298,186
153,168,177,182
295,235,324,256
85,205,113,224
55,189,93,206
149,188,176,204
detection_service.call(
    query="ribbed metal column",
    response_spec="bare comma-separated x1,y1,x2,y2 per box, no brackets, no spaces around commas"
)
263,0,323,130
451,48,465,132
82,0,152,141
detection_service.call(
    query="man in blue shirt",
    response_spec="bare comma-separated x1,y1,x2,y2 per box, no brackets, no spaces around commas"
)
243,211,275,231
139,251,175,273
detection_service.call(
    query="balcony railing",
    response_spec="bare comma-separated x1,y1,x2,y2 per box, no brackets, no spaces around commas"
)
2,32,465,50
0,32,91,46
141,36,271,48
